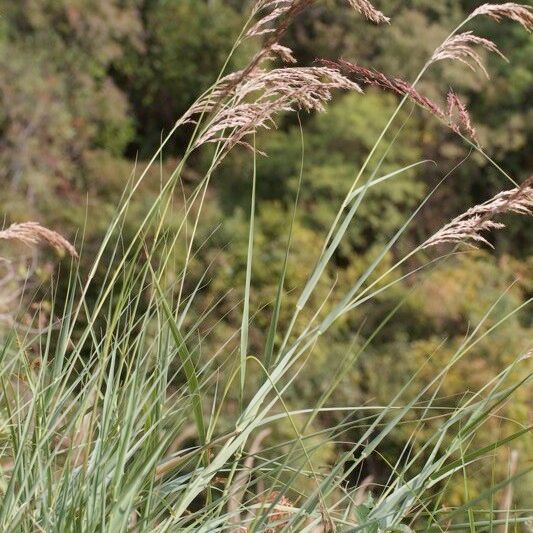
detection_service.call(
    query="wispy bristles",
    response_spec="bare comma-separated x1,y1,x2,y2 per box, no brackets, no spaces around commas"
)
245,0,389,74
423,178,533,249
194,102,282,151
269,43,297,63
446,91,477,141
431,32,507,78
192,67,361,150
468,3,533,31
231,67,362,108
324,59,447,118
198,0,386,134
347,0,390,24
326,59,481,142
248,0,389,41
219,0,313,114
246,1,296,38
0,222,78,258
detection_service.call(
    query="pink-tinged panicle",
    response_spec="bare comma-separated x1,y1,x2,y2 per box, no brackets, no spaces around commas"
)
324,60,446,119
447,91,477,141
193,67,361,151
220,0,312,112
347,0,390,24
183,0,387,156
269,43,297,63
431,32,507,78
424,217,505,248
191,66,361,116
0,222,78,258
194,102,281,151
326,60,483,142
246,0,312,41
468,3,533,31
423,177,533,249
232,67,362,109
193,0,387,135
248,0,389,36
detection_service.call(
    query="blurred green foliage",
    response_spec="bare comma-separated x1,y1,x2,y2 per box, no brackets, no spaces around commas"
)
0,0,531,508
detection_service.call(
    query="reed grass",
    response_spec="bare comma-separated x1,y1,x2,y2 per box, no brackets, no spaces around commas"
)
0,1,531,531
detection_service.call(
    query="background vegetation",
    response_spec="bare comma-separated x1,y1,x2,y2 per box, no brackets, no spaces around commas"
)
0,0,531,530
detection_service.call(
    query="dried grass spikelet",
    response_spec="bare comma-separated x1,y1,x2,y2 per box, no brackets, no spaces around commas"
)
192,66,361,150
0,222,78,258
190,0,386,139
246,0,313,70
248,0,389,39
346,0,390,24
246,1,296,38
423,177,533,249
446,90,477,140
431,32,507,77
253,42,298,65
194,102,280,151
245,0,389,68
245,0,391,70
234,66,362,110
468,3,533,31
324,59,447,118
325,59,482,142
268,43,297,63
194,0,311,128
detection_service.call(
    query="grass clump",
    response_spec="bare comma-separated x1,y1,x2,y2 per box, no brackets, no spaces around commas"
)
0,1,531,531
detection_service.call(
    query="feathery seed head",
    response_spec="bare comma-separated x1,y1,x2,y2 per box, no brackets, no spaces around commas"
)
248,0,389,41
423,177,533,249
191,66,360,151
326,60,482,142
347,0,390,24
468,3,533,31
431,32,507,77
0,222,78,258
324,59,447,119
446,91,477,141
